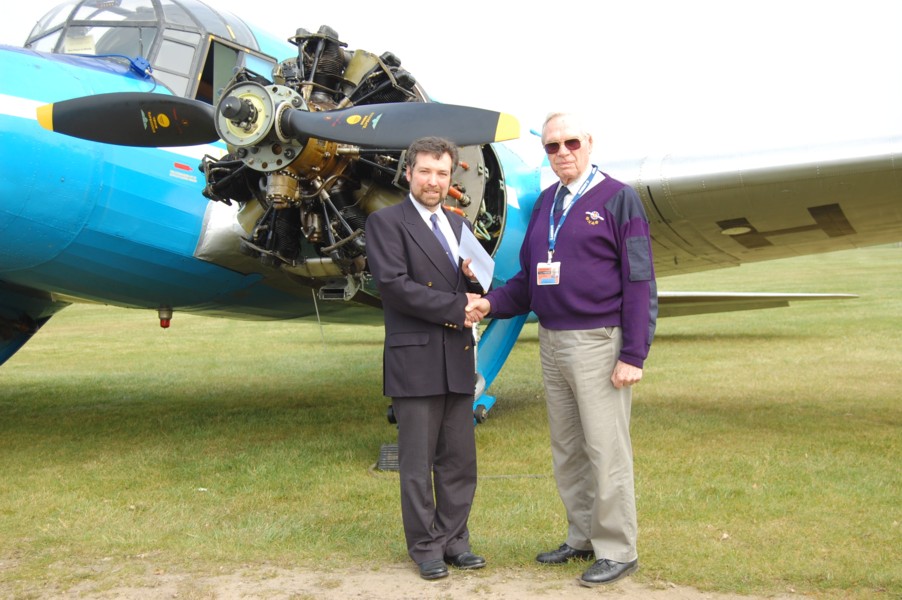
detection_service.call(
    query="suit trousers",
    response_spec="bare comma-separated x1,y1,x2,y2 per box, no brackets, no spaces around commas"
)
538,325,638,563
392,392,477,563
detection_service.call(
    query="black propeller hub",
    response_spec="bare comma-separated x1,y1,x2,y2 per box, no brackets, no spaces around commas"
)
220,96,258,128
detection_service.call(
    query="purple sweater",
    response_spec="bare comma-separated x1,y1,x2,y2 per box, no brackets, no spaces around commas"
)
486,172,658,368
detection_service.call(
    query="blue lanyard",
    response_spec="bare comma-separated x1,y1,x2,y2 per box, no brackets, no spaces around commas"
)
547,166,597,259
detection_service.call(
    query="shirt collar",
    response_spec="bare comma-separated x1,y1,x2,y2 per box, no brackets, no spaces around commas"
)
409,194,448,226
562,165,602,193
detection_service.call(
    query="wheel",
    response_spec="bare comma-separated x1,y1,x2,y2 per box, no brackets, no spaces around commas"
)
386,404,396,424
473,404,488,424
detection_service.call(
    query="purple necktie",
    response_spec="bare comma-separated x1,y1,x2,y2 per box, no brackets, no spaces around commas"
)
430,213,457,270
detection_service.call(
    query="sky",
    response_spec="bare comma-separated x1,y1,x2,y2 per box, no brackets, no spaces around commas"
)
4,0,902,165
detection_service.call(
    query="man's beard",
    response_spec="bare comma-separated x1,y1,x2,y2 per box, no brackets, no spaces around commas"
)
413,189,444,209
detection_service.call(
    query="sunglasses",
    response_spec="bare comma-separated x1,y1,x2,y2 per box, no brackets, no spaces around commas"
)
543,137,583,155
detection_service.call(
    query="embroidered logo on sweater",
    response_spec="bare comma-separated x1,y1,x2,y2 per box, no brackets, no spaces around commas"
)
585,210,604,225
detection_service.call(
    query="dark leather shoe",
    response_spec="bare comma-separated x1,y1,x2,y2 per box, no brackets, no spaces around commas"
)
444,551,486,570
418,558,449,580
536,543,594,564
578,558,638,586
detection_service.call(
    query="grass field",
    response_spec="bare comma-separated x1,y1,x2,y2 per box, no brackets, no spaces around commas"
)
1,245,899,598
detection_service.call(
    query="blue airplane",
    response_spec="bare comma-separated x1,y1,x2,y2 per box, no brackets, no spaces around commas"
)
2,0,901,421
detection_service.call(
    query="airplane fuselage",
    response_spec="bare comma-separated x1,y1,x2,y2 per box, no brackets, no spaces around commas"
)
1,48,318,318
0,45,542,324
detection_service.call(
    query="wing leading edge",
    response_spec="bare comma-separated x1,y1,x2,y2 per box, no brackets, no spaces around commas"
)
0,282,71,367
658,291,857,318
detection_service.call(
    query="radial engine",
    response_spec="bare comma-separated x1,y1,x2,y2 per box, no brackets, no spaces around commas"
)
197,26,508,303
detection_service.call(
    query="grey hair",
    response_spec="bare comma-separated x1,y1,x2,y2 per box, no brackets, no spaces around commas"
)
541,112,590,140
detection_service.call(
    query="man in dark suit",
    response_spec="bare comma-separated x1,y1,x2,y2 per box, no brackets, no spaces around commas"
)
365,137,486,580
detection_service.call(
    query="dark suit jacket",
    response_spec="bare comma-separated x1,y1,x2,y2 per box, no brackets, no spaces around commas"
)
366,198,482,398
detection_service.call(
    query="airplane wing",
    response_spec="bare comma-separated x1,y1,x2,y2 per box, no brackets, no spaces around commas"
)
657,291,857,318
0,283,70,365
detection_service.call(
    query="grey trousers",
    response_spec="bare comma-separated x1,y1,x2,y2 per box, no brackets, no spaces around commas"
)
538,325,638,563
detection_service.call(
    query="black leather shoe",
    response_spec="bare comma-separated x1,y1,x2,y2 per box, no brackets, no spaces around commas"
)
444,551,486,570
418,558,449,580
536,543,594,564
578,558,638,586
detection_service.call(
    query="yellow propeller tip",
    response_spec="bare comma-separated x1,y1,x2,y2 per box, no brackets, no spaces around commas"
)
36,104,54,131
494,113,520,142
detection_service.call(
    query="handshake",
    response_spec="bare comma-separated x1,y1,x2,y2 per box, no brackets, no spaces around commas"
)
463,294,491,329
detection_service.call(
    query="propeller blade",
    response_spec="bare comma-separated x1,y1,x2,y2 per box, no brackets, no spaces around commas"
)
280,102,520,149
36,92,217,147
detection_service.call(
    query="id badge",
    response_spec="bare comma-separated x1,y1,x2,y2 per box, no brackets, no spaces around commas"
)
537,261,560,285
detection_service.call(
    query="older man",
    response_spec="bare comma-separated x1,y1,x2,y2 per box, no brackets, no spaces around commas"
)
467,112,657,586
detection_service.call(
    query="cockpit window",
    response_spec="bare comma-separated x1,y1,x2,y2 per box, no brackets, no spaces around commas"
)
67,25,158,57
72,0,155,23
158,0,195,27
25,0,279,102
26,0,160,57
28,0,75,40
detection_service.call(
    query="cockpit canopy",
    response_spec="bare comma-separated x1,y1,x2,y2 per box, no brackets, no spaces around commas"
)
24,0,282,102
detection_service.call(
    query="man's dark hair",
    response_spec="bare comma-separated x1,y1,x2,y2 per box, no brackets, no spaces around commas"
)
405,137,459,172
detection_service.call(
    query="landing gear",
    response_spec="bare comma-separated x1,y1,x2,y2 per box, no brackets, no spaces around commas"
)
386,394,494,426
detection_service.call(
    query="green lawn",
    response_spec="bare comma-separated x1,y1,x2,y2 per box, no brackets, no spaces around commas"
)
1,245,899,598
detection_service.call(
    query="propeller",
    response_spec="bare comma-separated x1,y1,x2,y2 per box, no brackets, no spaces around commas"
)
280,102,520,149
37,90,519,150
36,92,218,147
